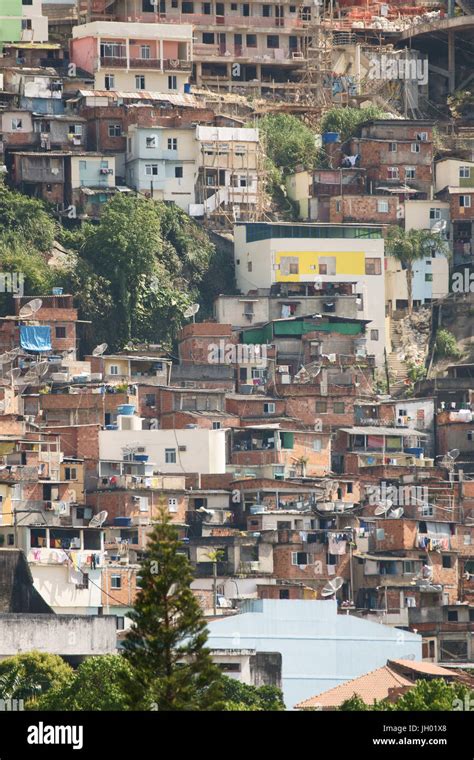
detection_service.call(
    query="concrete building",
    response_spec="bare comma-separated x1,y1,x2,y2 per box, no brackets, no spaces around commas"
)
99,427,227,474
76,0,308,95
70,21,193,93
435,159,474,266
125,123,196,207
206,599,422,708
233,222,386,364
0,0,48,45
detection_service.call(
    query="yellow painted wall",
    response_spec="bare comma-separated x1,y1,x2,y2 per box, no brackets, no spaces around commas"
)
275,250,366,281
0,484,13,527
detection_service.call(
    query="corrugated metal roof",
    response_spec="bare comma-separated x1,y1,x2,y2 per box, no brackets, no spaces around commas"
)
340,426,428,437
76,90,199,106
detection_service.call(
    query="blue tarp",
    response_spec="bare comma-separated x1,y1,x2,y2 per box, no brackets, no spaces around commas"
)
20,326,52,353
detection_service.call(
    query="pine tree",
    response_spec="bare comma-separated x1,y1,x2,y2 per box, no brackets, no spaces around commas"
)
122,505,223,711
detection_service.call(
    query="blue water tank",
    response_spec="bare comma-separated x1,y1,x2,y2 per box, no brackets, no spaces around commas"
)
184,83,192,94
117,404,135,415
322,132,340,144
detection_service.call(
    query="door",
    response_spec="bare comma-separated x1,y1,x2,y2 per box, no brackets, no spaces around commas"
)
234,33,242,56
218,32,226,54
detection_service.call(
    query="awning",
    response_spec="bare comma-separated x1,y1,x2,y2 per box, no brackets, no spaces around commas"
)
20,325,52,353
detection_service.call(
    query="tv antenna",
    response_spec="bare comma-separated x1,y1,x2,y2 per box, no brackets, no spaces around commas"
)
92,343,108,357
321,576,344,598
183,303,200,322
19,299,42,318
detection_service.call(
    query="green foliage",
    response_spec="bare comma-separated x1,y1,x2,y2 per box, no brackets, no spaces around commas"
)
407,362,427,383
257,113,317,175
0,184,56,252
339,679,474,711
220,676,285,711
0,651,73,706
435,329,463,360
320,105,388,143
122,505,223,711
34,655,135,711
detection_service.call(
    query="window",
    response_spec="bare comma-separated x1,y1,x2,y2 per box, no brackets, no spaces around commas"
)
203,32,215,44
146,136,157,148
104,74,115,90
231,2,237,8
447,610,458,622
333,402,345,415
69,124,83,136
145,164,159,176
335,199,342,213
460,166,471,179
460,195,471,208
377,200,389,213
411,143,420,153
64,467,77,480
316,400,327,413
212,421,221,430
109,365,119,375
175,166,183,178
415,132,428,142
108,124,122,137
442,555,452,569
425,273,433,282
370,329,379,340
262,4,272,15
387,167,399,179
22,19,32,30
111,575,122,589
182,1,194,10
145,393,156,407
247,261,252,272
263,402,275,414
318,256,336,275
403,561,416,574
365,257,381,275
388,142,397,152
141,45,151,59
405,166,416,179
55,326,66,339
291,552,309,566
279,589,290,599
11,119,22,131
313,438,322,452
430,207,441,220
116,616,125,630
135,75,146,90
267,35,279,49
168,497,178,513
168,137,178,150
246,34,257,47
168,75,177,90
165,448,177,464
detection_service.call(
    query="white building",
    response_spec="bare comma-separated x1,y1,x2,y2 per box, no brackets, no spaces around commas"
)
99,427,227,474
233,222,386,365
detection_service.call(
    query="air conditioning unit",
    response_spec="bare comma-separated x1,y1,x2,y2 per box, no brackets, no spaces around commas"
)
99,168,109,174
178,445,187,452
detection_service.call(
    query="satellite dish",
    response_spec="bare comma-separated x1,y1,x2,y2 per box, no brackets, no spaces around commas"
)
321,576,344,598
183,303,200,322
448,448,460,460
92,343,108,357
88,510,108,528
374,499,392,516
431,219,447,234
388,507,404,519
19,299,42,318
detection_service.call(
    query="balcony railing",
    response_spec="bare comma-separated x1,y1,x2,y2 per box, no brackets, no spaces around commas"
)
99,56,192,71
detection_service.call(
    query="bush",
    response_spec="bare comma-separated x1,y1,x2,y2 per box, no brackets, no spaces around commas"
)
435,329,463,360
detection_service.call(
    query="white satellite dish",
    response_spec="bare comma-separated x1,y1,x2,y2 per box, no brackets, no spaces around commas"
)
183,303,200,322
92,343,108,357
388,507,404,519
19,299,42,318
321,576,344,598
431,219,447,234
88,510,108,528
448,448,460,460
374,499,392,516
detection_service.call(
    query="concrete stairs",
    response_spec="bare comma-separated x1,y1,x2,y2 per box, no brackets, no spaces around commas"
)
387,320,410,397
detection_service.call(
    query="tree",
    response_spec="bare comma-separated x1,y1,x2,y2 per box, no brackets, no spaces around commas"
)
0,652,73,707
34,655,136,711
320,105,388,143
257,113,318,175
339,679,474,711
121,505,223,711
0,183,56,252
385,227,449,314
220,676,285,711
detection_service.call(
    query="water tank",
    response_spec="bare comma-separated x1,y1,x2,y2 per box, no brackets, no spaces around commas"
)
322,132,340,144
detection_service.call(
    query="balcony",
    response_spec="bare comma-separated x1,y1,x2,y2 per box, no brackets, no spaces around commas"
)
100,56,127,68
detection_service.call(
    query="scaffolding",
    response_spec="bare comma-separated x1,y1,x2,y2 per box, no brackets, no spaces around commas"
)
297,2,334,111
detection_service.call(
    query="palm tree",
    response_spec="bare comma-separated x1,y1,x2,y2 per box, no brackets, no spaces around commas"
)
385,227,449,315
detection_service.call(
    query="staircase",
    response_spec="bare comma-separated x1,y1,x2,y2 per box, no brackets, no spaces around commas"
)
386,319,410,397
